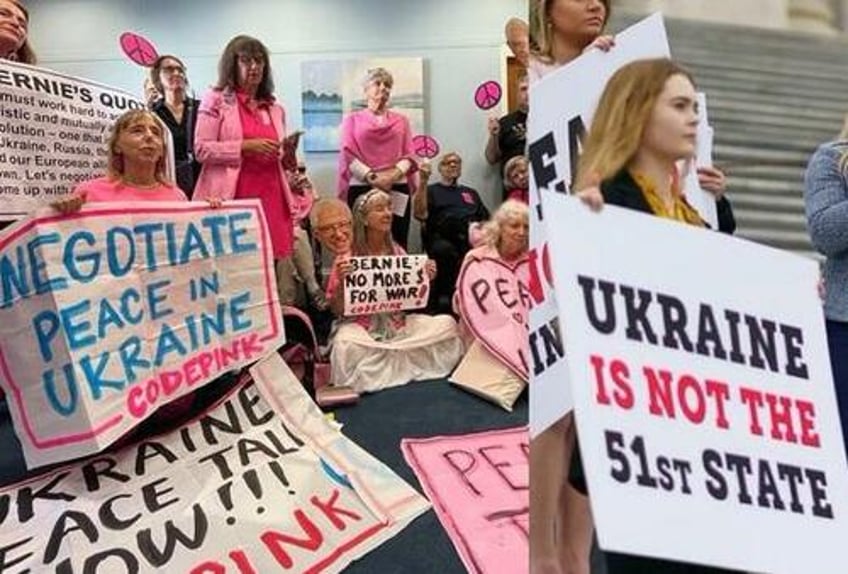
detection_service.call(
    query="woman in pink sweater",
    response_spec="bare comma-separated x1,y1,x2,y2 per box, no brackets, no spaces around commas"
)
337,67,419,250
52,109,186,213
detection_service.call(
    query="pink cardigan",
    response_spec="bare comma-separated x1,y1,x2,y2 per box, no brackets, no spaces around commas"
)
193,87,295,211
336,109,419,201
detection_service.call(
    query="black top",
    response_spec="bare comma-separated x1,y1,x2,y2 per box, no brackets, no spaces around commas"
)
601,169,736,234
151,97,201,196
427,183,489,230
150,97,200,163
498,108,527,169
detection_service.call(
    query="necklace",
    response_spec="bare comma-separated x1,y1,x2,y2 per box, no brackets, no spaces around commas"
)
120,177,158,190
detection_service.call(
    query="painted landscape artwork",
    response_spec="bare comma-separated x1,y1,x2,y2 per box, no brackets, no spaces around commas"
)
301,57,424,152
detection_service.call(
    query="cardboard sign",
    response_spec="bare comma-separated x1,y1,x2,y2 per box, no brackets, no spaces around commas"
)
343,255,428,315
0,354,429,574
456,252,530,381
527,13,671,437
402,427,528,574
0,200,285,468
545,196,848,574
0,60,147,219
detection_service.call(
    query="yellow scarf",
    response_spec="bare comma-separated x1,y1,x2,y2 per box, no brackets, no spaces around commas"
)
630,170,705,227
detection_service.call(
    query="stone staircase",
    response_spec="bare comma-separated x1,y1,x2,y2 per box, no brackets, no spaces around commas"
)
614,14,848,259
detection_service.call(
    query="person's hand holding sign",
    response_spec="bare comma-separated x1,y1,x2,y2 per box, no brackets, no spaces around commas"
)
426,259,437,280
696,165,727,199
51,193,86,214
206,196,223,209
334,254,353,280
576,172,605,212
584,34,616,54
487,115,501,137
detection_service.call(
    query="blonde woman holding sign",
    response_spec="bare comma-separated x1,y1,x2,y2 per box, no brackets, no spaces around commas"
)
326,189,463,393
573,58,737,574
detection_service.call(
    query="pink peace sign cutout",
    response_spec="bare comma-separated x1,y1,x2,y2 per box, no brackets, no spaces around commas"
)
412,135,440,159
474,80,502,110
119,32,159,67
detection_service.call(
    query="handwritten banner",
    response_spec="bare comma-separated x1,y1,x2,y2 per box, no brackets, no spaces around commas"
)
343,255,428,315
545,197,848,573
0,354,429,573
527,13,670,437
0,60,147,219
402,427,528,574
0,200,284,468
456,251,530,381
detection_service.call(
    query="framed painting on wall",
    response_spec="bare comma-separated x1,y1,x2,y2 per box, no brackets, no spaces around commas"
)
301,57,425,153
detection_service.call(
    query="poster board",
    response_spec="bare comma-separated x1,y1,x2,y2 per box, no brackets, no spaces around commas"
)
0,200,284,468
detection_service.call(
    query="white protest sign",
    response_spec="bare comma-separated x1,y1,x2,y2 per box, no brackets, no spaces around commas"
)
343,254,429,315
0,200,285,468
528,13,670,437
0,60,147,220
682,92,718,228
546,196,848,574
0,360,429,573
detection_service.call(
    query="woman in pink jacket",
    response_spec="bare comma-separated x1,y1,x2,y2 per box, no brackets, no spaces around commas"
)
337,67,419,250
193,35,298,303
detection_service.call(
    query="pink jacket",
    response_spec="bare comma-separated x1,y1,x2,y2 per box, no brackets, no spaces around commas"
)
193,87,294,210
337,109,419,201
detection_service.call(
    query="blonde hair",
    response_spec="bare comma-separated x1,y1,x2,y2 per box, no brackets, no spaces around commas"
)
482,200,529,250
503,155,528,186
351,189,394,255
532,0,610,64
575,58,695,191
106,109,171,184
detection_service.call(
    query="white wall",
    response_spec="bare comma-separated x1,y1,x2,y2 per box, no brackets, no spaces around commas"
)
27,0,526,250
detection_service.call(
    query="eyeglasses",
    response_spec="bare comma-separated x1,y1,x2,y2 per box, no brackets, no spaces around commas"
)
296,166,307,174
316,221,352,234
237,54,265,66
161,65,186,75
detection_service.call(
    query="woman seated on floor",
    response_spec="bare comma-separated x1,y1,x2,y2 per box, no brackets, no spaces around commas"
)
456,199,529,343
326,188,465,393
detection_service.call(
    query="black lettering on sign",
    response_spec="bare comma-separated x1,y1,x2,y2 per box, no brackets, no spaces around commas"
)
137,504,208,567
567,115,586,192
528,132,558,216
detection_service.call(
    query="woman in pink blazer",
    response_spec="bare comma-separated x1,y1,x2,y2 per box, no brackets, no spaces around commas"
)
194,35,297,303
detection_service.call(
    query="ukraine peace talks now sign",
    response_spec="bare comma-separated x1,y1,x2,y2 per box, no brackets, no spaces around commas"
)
0,200,285,468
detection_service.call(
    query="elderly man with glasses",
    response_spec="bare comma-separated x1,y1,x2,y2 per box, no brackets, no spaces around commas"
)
413,151,490,315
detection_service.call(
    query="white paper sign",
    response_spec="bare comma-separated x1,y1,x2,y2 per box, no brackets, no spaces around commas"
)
528,13,671,437
343,255,429,315
0,200,285,468
391,190,409,217
682,93,718,228
0,356,429,574
545,196,848,574
0,60,148,219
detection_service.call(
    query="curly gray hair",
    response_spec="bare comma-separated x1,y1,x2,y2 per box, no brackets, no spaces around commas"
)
481,199,529,250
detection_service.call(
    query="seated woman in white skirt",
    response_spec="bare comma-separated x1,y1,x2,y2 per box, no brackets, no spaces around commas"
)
326,188,464,393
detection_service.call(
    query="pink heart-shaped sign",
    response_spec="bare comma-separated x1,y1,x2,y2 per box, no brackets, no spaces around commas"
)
457,252,529,381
